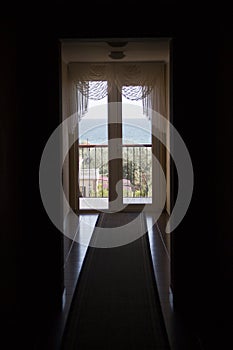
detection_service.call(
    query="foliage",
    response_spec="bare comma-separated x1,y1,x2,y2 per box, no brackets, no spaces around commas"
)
97,183,108,198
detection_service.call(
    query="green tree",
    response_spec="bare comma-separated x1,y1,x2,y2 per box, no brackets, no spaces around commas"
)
97,183,108,198
123,160,139,185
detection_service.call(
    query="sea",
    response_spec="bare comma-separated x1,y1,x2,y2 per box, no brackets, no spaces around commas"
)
79,118,151,144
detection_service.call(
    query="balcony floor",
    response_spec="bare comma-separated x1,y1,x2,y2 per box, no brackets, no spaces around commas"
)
79,197,152,209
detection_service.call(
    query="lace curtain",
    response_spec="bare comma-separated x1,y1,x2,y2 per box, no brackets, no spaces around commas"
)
68,62,166,120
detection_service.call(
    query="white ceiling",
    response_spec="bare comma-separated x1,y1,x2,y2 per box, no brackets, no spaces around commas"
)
61,39,170,63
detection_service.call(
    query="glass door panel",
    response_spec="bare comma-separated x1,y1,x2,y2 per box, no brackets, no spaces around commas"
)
122,93,152,204
78,89,109,210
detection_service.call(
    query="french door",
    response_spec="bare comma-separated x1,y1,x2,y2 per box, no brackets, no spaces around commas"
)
77,82,153,212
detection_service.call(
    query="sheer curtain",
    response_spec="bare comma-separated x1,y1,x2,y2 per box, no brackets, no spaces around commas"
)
68,62,166,120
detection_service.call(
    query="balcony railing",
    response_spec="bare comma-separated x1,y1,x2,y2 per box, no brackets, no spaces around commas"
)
78,144,152,207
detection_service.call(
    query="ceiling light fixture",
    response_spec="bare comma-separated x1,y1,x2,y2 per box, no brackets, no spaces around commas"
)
109,51,125,59
107,41,128,48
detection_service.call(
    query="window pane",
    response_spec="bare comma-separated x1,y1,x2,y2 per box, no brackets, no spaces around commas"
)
122,91,152,204
78,86,109,209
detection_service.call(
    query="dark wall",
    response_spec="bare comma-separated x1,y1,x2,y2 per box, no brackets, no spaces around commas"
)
215,35,233,346
0,18,23,346
1,17,64,348
171,35,217,346
1,6,231,349
17,28,65,348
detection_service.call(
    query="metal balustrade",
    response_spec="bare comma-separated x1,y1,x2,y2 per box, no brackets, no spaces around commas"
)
78,144,152,202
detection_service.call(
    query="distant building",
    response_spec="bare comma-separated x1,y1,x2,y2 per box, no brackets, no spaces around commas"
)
79,156,133,197
123,178,133,196
98,176,133,196
79,168,100,197
98,176,108,189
